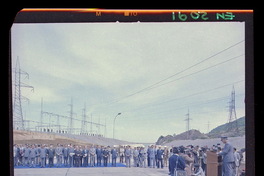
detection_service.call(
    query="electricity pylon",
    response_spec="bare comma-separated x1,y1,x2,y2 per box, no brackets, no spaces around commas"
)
12,57,34,130
227,86,238,132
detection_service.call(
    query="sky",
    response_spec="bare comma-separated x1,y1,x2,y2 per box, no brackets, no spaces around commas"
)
11,22,245,143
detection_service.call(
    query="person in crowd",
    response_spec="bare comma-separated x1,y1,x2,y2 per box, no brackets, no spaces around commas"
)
80,146,84,166
111,146,118,167
82,145,89,167
179,146,194,176
191,163,205,176
154,145,158,168
193,145,200,165
147,145,151,167
47,144,55,168
233,147,241,176
62,144,69,166
199,147,207,174
148,145,157,168
107,146,112,164
13,144,20,166
168,147,186,176
29,145,37,168
125,145,132,168
39,144,47,168
139,146,147,168
96,145,102,166
103,146,109,167
218,136,235,176
68,145,75,167
74,146,82,167
156,146,164,169
163,147,169,167
44,144,49,167
119,145,125,163
17,144,24,166
89,144,96,167
36,144,41,166
55,143,63,167
133,147,139,167
23,144,30,167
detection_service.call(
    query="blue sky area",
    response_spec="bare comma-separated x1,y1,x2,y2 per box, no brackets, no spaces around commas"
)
11,22,245,143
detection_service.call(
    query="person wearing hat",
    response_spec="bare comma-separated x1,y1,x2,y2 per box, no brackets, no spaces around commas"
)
179,146,194,176
191,163,205,176
168,147,186,176
218,136,235,176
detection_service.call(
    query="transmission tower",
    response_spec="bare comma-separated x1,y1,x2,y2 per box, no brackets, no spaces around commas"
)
81,103,87,135
68,98,74,134
227,86,238,132
184,108,192,139
12,57,34,130
207,121,210,133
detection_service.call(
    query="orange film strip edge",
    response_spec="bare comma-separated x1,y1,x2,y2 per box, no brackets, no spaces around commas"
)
20,9,253,13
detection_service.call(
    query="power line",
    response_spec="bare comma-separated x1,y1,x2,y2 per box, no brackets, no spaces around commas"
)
123,80,244,115
144,54,244,91
13,57,34,130
106,40,244,104
121,93,245,122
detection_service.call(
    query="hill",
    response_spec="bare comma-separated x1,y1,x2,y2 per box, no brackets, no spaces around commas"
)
156,129,208,145
156,116,245,145
207,116,245,138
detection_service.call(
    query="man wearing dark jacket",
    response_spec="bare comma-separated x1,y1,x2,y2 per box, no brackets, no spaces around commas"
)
103,147,109,167
169,147,186,176
47,144,55,167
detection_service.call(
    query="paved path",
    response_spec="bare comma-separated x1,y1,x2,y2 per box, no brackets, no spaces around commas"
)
14,167,169,176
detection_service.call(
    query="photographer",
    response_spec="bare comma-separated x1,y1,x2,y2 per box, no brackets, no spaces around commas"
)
179,146,194,176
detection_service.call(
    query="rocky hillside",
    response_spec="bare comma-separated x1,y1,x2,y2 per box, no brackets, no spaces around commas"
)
156,116,245,145
207,116,245,138
156,129,208,145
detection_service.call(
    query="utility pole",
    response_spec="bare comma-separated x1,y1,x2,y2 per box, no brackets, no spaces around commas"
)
113,113,122,139
184,108,192,140
13,57,34,130
68,98,74,134
104,118,106,137
98,116,101,136
227,86,238,132
40,98,43,131
81,103,87,135
207,121,210,133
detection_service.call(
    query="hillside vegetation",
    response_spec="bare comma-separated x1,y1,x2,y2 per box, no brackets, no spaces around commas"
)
156,116,245,145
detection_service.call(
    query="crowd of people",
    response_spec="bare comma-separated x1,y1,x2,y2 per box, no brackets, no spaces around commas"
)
167,136,245,176
13,137,245,176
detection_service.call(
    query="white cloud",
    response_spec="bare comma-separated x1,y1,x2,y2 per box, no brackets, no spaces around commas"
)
11,22,246,142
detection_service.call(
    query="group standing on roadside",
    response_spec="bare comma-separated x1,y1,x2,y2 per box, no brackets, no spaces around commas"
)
13,138,245,176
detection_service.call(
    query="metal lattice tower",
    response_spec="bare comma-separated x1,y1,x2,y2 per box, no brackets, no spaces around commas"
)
68,98,74,134
12,57,34,130
81,103,87,134
227,86,238,132
184,108,192,139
